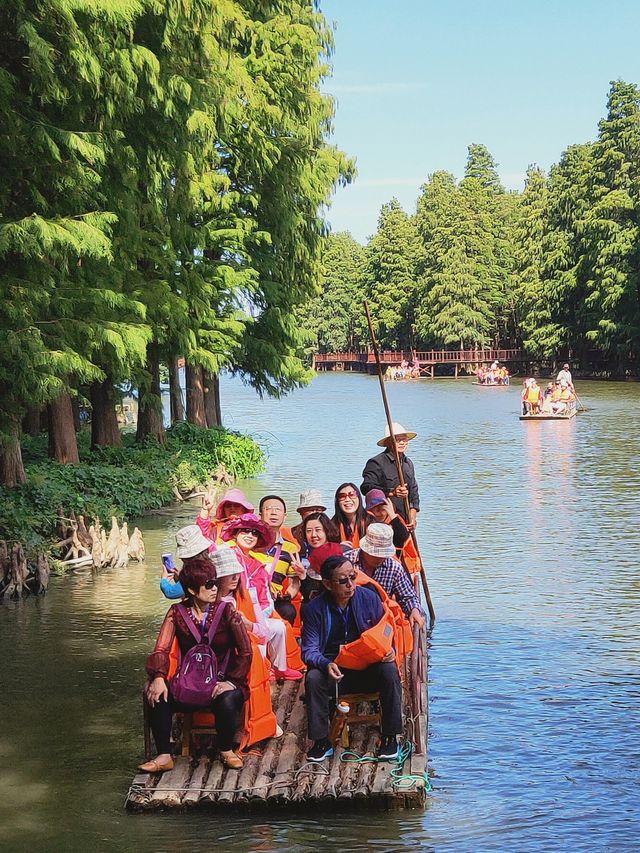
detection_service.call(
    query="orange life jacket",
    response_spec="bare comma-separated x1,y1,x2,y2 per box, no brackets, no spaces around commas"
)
339,522,361,548
393,517,421,576
353,570,413,665
280,527,300,547
334,606,395,670
526,386,540,403
235,586,279,747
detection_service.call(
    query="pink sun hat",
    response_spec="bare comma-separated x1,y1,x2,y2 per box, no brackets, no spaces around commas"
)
215,488,254,520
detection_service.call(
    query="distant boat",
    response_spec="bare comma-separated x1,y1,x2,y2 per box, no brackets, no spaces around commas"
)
519,402,577,421
472,381,509,387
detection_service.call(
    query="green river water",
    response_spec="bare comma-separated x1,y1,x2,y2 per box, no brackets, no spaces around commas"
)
1,373,639,852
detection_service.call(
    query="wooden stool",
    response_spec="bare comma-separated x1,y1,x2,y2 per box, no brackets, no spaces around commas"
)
334,692,381,747
142,693,216,759
178,711,217,757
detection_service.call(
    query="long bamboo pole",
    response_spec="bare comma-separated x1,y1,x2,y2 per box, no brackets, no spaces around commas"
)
364,300,436,627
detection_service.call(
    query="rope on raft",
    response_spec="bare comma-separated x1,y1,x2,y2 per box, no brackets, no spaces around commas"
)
125,738,431,805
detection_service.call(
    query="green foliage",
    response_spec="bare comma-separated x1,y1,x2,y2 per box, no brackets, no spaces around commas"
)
414,167,504,348
315,84,640,374
362,200,422,349
0,424,265,551
296,232,367,353
0,0,353,479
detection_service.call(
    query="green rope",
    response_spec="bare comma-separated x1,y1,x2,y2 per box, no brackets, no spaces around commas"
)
339,739,432,792
390,741,432,791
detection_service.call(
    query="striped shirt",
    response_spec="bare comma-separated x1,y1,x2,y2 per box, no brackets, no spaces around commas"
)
345,548,423,617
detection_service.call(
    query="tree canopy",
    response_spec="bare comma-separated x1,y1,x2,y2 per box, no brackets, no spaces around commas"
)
303,80,640,376
0,0,353,485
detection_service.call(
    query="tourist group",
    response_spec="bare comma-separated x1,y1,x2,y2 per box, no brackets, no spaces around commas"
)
385,359,421,381
139,422,426,775
475,361,510,385
521,364,577,415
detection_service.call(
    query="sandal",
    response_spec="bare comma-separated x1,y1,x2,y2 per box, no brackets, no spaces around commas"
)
138,757,175,773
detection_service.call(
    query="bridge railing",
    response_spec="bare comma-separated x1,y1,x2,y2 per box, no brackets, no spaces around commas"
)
314,348,524,364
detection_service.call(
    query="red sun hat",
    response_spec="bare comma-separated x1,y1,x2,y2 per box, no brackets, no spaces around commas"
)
220,512,274,551
308,542,346,577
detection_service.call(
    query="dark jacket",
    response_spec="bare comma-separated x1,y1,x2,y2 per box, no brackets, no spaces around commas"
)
361,449,420,519
145,601,252,699
301,586,384,671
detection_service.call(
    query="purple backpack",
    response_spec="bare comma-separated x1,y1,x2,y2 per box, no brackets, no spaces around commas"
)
171,603,231,707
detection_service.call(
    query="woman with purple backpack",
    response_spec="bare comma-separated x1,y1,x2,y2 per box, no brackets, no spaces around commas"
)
139,552,252,773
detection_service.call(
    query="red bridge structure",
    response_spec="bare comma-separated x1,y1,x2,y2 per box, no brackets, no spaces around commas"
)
314,348,526,378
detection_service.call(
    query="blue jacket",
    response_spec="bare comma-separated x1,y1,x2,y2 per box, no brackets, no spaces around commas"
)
160,577,184,600
301,587,384,671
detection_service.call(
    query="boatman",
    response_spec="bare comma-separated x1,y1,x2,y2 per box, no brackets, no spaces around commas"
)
361,421,419,528
557,363,573,385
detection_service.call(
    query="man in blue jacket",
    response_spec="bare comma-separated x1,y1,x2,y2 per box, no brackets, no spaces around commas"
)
302,554,403,763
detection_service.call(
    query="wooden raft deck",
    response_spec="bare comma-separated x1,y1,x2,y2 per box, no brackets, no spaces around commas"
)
126,679,428,812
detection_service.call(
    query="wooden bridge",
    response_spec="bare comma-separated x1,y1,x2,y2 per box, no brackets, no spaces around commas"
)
314,348,525,377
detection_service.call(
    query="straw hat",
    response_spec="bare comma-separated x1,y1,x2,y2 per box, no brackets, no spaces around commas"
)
175,524,213,559
296,489,327,513
220,512,275,550
359,523,396,558
215,488,254,520
211,546,244,579
377,421,417,447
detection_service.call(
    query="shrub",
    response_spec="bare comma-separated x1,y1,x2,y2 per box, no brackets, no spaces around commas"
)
0,424,265,553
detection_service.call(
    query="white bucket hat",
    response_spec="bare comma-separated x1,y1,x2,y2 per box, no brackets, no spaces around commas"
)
175,525,213,559
377,421,417,447
359,523,396,558
211,546,243,579
296,489,327,513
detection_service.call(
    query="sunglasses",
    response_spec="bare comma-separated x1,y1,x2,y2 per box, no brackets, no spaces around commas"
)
335,572,357,586
238,528,260,537
338,491,358,500
203,578,217,590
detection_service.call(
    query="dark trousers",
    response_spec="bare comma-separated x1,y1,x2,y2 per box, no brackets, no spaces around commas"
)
274,597,296,626
305,662,402,741
148,687,245,753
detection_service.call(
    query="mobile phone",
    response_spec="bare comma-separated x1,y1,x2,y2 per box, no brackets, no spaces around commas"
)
162,553,176,573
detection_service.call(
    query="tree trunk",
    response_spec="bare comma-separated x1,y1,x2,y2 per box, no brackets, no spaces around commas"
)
22,406,41,437
48,392,79,463
137,342,165,443
71,396,81,432
186,363,206,427
203,370,222,427
0,418,26,487
90,378,122,448
169,357,185,424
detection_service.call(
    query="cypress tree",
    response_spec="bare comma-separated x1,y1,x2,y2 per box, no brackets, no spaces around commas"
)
581,80,640,372
298,232,367,353
364,199,422,350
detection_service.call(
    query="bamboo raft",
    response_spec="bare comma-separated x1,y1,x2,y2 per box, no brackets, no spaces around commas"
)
126,670,428,812
519,405,577,421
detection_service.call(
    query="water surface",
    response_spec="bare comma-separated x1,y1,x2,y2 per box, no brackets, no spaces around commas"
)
1,374,639,852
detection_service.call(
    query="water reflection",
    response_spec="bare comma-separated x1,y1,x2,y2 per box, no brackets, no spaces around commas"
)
1,376,640,852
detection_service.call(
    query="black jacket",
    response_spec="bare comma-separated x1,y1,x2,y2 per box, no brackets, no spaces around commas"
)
361,449,420,520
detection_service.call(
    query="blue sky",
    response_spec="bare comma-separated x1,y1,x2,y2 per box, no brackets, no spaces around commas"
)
320,0,640,242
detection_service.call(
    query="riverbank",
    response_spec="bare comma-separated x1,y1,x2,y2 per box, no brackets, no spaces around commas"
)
0,422,265,554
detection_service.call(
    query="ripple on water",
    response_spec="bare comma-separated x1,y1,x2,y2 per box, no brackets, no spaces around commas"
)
1,376,640,852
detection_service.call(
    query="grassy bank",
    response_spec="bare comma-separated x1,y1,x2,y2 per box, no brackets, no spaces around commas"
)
0,423,265,552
